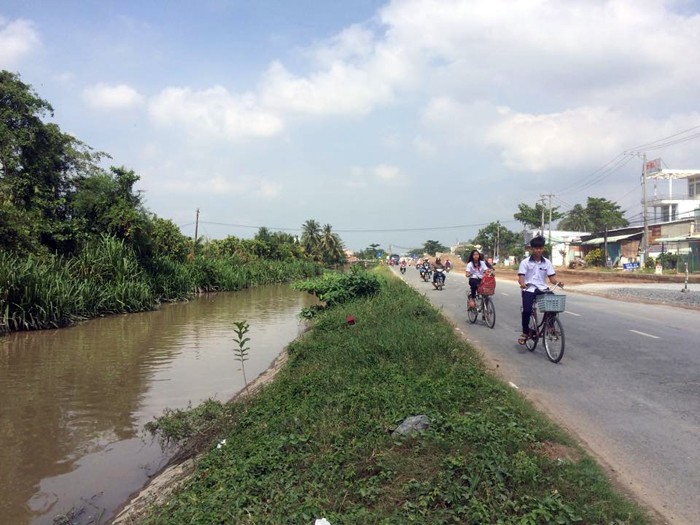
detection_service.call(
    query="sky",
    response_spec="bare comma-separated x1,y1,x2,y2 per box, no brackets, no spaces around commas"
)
2,0,700,252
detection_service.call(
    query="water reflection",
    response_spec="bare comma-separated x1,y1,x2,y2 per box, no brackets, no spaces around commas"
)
0,285,315,524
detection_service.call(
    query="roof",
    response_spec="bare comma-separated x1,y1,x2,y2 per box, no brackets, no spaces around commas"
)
647,169,700,180
581,232,642,245
653,234,700,243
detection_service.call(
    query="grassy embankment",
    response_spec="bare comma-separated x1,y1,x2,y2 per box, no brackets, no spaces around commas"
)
139,266,650,524
0,235,320,334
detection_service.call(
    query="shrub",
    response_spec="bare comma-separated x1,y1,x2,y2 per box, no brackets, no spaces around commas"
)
585,248,604,266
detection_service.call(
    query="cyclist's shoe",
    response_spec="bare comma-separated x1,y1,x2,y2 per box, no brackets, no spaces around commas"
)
468,298,476,309
517,333,528,345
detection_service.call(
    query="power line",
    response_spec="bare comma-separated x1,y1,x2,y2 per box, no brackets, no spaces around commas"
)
196,219,522,234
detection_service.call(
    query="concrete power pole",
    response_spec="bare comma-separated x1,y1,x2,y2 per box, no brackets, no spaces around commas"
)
194,208,200,254
641,153,648,266
539,194,554,245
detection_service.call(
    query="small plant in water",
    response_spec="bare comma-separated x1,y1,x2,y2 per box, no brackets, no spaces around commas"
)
232,320,251,392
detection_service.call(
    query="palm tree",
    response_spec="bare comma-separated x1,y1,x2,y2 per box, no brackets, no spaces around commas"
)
300,219,322,259
320,224,346,266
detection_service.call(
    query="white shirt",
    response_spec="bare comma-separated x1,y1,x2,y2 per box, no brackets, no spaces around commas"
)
466,260,488,279
518,256,555,292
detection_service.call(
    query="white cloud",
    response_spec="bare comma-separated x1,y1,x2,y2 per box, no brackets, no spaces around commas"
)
83,83,145,110
154,173,282,199
0,17,40,69
149,86,283,141
260,60,394,116
485,106,630,172
374,163,400,180
348,164,403,187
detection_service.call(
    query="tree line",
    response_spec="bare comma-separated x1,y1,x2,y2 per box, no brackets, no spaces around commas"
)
0,71,346,333
357,197,628,261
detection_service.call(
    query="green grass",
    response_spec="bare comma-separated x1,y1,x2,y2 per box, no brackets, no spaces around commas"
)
0,236,321,334
140,267,650,525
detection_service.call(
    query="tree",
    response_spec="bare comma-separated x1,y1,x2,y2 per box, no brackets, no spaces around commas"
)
0,70,106,254
557,204,592,231
300,219,322,259
584,197,628,231
320,224,346,266
514,202,564,230
423,240,448,256
557,197,628,232
471,222,521,258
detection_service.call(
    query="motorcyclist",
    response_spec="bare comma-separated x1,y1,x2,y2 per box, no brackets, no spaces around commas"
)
444,258,452,272
432,256,446,286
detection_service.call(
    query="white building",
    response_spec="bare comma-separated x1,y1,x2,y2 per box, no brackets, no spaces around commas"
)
523,229,589,267
646,167,700,224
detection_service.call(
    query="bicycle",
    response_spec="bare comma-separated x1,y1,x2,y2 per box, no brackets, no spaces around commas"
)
522,283,565,363
467,290,496,328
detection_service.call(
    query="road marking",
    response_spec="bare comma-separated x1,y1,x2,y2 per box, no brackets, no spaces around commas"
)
629,329,660,339
508,382,519,390
564,310,580,316
501,292,509,296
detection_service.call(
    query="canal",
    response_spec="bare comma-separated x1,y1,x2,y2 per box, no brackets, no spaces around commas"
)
0,285,316,524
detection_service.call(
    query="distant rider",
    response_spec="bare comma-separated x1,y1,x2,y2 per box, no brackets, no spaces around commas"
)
432,256,445,286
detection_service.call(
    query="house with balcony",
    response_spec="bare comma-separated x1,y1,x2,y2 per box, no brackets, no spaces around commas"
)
646,168,700,223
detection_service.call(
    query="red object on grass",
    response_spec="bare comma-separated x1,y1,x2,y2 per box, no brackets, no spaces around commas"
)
346,315,356,325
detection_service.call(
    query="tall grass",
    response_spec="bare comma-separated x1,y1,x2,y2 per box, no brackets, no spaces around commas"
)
0,236,321,334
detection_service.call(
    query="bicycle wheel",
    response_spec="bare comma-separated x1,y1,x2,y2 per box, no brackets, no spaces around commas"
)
525,313,538,351
467,297,477,324
483,296,496,328
543,314,565,363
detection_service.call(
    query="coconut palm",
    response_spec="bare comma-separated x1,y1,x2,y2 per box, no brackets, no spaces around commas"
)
300,219,322,259
320,224,346,266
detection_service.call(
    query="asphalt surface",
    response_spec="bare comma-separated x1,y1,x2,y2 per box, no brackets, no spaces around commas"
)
396,266,700,525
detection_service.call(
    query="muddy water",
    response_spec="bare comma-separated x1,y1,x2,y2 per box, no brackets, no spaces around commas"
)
0,285,316,524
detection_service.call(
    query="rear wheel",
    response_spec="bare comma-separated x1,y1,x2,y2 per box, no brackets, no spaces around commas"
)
483,296,496,328
543,315,565,363
467,298,477,323
525,313,538,351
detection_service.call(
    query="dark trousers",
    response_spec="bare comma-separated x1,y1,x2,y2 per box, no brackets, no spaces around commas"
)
521,289,548,333
468,277,481,299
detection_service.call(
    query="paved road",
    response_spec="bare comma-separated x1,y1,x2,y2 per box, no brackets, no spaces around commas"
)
397,266,700,525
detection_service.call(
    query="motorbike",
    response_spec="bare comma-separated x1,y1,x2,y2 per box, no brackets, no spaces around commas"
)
433,268,446,290
400,265,406,274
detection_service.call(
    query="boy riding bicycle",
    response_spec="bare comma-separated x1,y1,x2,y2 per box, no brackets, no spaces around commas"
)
517,235,563,345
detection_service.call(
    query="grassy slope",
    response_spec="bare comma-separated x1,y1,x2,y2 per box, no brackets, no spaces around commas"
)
139,268,649,525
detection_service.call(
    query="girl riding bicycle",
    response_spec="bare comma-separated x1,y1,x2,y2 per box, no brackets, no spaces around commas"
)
465,249,489,309
517,236,563,345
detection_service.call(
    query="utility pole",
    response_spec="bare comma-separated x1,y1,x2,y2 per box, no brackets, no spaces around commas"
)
641,154,648,266
540,193,555,246
194,208,200,255
539,196,546,235
495,221,500,262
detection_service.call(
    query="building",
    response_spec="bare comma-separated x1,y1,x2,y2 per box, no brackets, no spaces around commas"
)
523,229,589,267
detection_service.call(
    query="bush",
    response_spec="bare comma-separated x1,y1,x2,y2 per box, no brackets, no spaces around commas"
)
585,248,604,266
293,266,381,317
657,252,679,270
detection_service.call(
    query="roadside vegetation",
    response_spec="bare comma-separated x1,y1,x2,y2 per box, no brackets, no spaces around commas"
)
141,267,649,524
0,71,347,334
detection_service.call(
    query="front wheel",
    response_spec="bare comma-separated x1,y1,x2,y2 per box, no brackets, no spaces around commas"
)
483,296,496,328
525,313,538,351
467,298,477,324
543,315,565,363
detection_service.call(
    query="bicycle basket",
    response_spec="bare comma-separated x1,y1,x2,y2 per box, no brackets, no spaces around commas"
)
536,294,566,312
477,275,496,296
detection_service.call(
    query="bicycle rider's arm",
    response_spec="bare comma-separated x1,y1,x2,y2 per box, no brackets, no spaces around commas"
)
518,274,527,289
548,274,564,288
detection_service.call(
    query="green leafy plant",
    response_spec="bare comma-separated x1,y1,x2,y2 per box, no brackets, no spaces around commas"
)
232,320,251,391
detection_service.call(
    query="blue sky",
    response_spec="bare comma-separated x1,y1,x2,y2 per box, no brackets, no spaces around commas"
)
2,0,700,251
